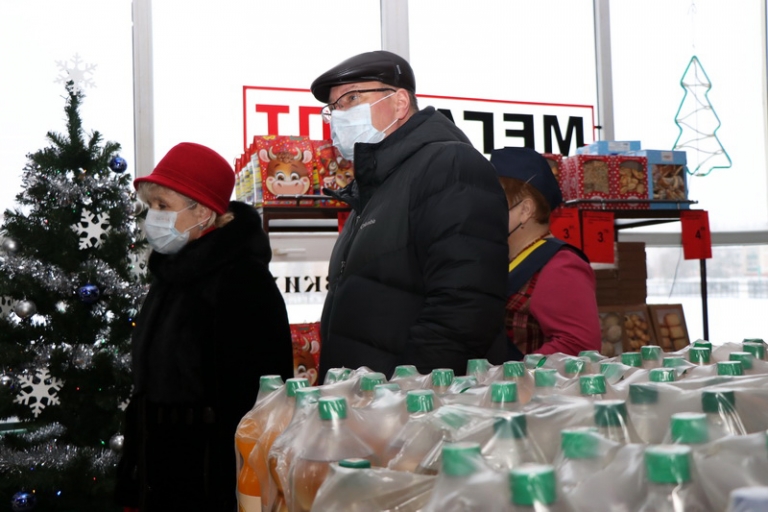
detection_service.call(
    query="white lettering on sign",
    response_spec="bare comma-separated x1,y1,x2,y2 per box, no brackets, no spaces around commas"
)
243,86,596,156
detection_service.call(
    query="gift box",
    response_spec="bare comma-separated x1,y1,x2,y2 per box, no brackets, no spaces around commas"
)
622,304,656,352
610,155,649,210
648,304,690,352
598,306,626,357
576,140,642,155
625,150,689,209
253,135,318,207
560,154,614,207
313,140,354,208
290,322,322,385
541,153,564,190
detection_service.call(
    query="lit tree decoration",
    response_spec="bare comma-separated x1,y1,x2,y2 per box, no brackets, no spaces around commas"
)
672,55,732,177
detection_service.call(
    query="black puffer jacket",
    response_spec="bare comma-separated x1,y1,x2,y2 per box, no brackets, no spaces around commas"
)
116,201,293,510
320,107,509,380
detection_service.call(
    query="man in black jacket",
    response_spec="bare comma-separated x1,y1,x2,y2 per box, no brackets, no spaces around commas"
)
311,50,509,381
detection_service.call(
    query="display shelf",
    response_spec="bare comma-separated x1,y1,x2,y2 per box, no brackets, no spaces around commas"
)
260,195,350,233
562,199,710,340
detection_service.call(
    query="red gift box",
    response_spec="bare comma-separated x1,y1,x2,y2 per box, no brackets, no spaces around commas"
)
561,154,614,209
610,155,649,210
253,135,317,207
313,140,354,208
541,153,564,191
291,322,322,385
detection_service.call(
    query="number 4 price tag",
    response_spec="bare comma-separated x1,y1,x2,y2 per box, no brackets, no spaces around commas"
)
681,210,712,260
549,208,581,249
582,211,615,264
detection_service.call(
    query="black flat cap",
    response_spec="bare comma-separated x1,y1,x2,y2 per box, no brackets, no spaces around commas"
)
311,50,416,104
490,147,563,211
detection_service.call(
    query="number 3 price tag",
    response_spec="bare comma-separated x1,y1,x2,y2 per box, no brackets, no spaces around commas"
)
549,208,581,249
681,210,712,260
582,211,615,263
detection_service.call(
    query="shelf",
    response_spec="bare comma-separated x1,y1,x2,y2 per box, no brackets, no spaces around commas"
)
261,196,350,233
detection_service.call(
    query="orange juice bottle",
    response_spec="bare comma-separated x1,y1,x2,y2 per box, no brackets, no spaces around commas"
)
235,374,284,512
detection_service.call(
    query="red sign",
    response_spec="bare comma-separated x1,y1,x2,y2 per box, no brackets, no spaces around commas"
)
582,211,615,263
549,207,581,249
681,210,712,260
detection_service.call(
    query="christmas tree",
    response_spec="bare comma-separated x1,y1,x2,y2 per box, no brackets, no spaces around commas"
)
0,73,147,511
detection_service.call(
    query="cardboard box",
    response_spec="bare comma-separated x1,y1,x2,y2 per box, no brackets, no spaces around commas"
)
610,155,649,210
648,304,690,351
598,306,627,357
577,140,642,155
622,305,656,352
625,150,689,209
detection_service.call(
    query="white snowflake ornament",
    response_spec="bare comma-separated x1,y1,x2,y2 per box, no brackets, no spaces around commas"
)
14,368,64,417
55,54,96,93
0,296,15,318
72,209,110,249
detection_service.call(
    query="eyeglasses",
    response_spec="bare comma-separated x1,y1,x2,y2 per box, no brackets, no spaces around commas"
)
321,88,396,124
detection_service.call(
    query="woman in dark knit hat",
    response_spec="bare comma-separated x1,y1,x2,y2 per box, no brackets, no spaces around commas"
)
115,142,293,511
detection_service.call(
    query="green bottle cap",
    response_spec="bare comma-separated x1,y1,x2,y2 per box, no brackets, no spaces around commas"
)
452,376,478,393
325,368,352,384
689,347,711,364
534,368,557,388
693,339,713,350
729,352,754,370
743,342,765,360
743,338,764,344
259,375,284,393
360,372,387,391
594,400,628,427
662,356,686,368
494,413,528,439
524,354,547,369
294,387,322,408
579,350,602,362
717,361,744,376
564,357,587,375
490,381,518,404
621,352,642,367
561,427,601,459
670,412,708,444
431,368,454,388
393,365,419,378
318,396,347,420
339,458,371,469
510,464,557,506
649,368,676,382
644,445,692,484
466,358,491,376
503,361,525,378
641,345,662,361
442,442,482,477
580,374,607,396
600,362,625,381
701,389,736,413
406,389,435,414
629,383,659,405
285,377,309,397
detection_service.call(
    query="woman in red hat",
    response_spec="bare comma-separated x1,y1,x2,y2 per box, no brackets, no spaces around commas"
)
491,147,600,358
115,142,293,511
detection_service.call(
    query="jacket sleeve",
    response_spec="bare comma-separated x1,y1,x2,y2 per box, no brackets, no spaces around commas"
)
403,145,509,374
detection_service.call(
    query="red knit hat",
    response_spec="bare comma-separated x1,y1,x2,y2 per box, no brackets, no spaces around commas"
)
134,142,235,214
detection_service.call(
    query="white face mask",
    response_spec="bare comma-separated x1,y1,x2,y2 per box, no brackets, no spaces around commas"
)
143,204,207,255
330,93,397,161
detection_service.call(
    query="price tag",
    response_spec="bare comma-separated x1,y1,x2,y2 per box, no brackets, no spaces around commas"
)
681,210,712,260
549,207,582,249
582,211,615,263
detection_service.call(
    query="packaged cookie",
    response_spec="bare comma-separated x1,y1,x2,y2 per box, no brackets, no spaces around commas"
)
560,155,614,208
611,155,649,210
648,304,690,351
598,306,626,357
624,150,689,210
621,305,655,352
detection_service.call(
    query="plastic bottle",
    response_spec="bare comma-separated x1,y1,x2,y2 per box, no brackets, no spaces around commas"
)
578,350,602,362
391,365,424,391
717,361,744,376
509,463,571,511
430,368,454,395
268,386,322,512
628,383,664,444
621,352,642,368
467,358,492,384
290,396,374,512
355,372,387,408
670,412,709,445
638,445,710,511
532,368,558,398
662,356,686,369
693,339,713,351
557,427,603,496
689,347,711,365
503,361,533,404
414,406,474,476
488,381,519,411
701,389,747,439
593,399,636,444
324,368,352,385
504,361,526,381
422,442,507,512
649,368,676,383
742,342,765,361
641,345,663,369
448,375,479,395
384,389,437,470
579,374,607,400
481,413,546,471
235,375,284,512
729,352,755,374
524,353,547,369
563,357,587,379
728,487,768,512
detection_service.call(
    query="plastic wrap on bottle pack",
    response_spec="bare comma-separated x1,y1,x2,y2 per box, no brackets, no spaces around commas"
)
498,361,535,405
382,389,440,469
421,442,509,512
592,399,643,444
390,364,430,391
637,445,712,512
727,486,768,512
522,395,594,462
466,358,494,385
347,383,410,463
626,382,688,444
509,463,575,511
310,459,436,512
480,381,521,411
481,412,547,471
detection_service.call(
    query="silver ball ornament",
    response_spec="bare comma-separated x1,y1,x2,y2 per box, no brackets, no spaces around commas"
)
2,238,19,255
109,434,124,452
13,300,37,319
1,375,12,387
